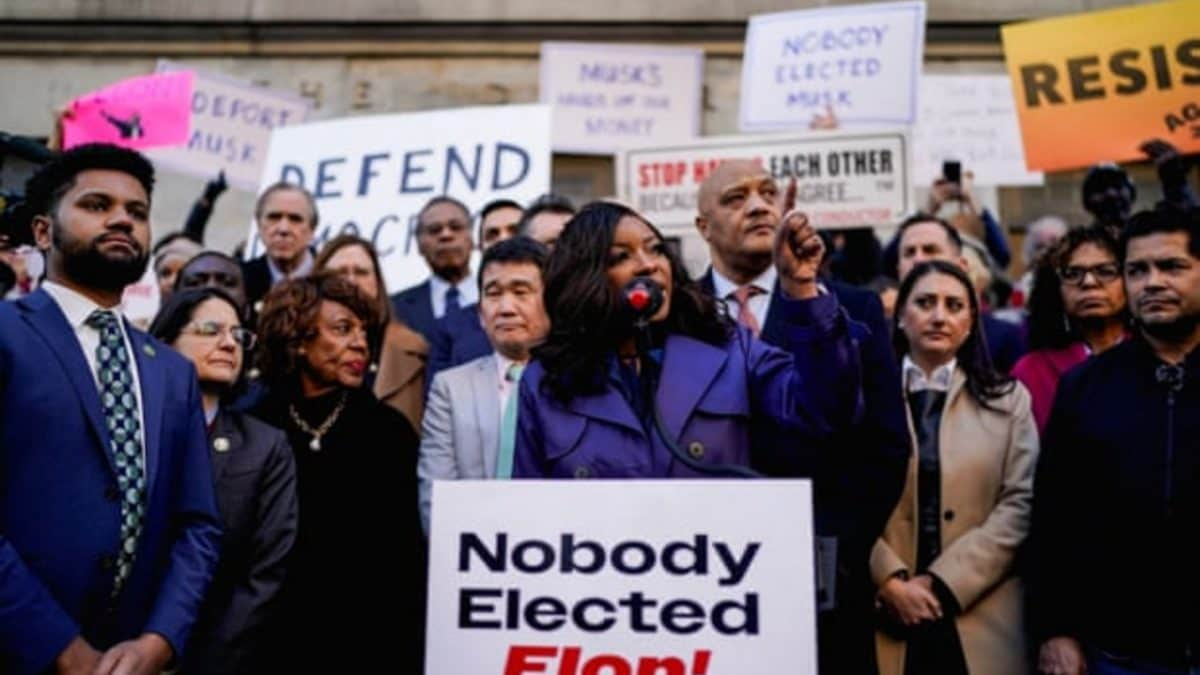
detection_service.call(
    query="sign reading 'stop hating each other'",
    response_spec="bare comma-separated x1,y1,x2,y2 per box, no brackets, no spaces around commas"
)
618,130,910,231
740,1,926,132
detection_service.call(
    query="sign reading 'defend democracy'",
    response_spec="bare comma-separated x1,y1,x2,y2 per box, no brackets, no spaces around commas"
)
249,105,551,293
540,42,704,154
618,131,910,231
740,1,926,132
146,60,311,191
426,481,817,675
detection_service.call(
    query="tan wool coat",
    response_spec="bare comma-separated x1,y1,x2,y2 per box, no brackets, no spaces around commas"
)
373,321,428,433
871,368,1038,675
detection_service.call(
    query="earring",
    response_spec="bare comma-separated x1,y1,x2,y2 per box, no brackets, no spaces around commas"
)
1062,314,1071,333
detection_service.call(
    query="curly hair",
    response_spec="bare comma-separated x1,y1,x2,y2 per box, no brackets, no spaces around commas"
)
1026,225,1123,351
534,201,730,403
893,260,1015,409
255,272,375,387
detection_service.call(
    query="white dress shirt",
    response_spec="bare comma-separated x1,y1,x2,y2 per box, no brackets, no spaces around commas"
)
266,249,314,285
42,280,147,460
429,272,479,320
710,266,778,329
902,355,957,393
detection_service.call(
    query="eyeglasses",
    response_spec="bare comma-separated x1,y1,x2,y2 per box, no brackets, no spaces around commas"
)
182,321,257,350
1059,262,1121,286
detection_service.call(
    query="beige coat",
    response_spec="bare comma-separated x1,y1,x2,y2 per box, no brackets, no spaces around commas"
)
373,321,428,432
871,368,1038,675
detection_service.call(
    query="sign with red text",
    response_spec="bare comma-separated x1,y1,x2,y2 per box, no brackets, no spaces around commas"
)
249,105,551,292
146,60,311,191
618,130,910,230
426,480,817,675
540,42,704,154
740,1,926,131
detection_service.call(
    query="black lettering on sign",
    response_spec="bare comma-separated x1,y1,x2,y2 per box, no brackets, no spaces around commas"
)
1018,39,1200,108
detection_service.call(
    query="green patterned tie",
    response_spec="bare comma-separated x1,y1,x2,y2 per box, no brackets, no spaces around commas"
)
87,309,145,595
495,362,525,479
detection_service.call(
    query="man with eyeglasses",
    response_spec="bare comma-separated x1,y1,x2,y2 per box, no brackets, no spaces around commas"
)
1031,206,1200,675
0,144,221,675
389,195,476,342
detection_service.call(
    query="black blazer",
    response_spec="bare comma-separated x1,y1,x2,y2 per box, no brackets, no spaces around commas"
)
241,256,272,317
427,302,491,384
181,409,298,675
389,279,437,343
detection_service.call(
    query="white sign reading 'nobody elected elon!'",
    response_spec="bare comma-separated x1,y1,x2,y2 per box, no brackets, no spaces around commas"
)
618,130,911,231
426,480,817,675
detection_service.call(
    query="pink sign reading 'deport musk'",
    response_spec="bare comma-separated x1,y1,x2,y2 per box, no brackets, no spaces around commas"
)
62,71,195,150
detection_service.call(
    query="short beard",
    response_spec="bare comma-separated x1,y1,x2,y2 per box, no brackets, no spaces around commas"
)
51,220,148,294
1140,313,1200,344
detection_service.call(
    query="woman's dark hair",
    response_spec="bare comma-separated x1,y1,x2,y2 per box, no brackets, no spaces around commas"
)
255,272,375,388
149,287,248,397
1026,225,1123,351
535,201,730,402
892,260,1014,408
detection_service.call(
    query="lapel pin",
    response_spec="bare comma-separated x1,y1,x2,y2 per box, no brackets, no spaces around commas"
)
142,344,156,357
213,437,231,453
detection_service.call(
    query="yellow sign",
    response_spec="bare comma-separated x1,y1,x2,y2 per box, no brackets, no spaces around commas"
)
1001,0,1200,172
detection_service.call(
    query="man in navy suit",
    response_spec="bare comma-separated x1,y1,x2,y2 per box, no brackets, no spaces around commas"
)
694,160,909,675
0,144,222,674
389,195,476,342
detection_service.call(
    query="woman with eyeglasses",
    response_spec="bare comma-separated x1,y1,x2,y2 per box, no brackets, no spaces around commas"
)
249,272,424,672
1013,226,1127,435
149,287,298,675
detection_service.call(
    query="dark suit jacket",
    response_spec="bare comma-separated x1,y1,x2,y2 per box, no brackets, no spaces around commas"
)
181,410,298,675
981,312,1027,374
0,289,222,674
427,303,491,384
701,271,909,672
241,256,272,316
390,279,437,343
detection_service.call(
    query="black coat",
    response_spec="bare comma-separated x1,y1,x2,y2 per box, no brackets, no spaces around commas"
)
389,279,438,343
1030,336,1200,666
181,409,298,675
241,256,272,317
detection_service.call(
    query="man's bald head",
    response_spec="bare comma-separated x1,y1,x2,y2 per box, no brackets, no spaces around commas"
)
698,159,769,217
695,160,781,282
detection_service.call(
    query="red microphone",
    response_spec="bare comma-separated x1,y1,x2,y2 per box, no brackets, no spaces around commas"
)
623,277,664,322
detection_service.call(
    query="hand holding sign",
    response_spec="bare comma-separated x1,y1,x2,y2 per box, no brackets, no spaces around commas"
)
62,71,194,150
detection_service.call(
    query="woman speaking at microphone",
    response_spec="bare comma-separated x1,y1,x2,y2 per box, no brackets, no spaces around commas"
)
512,201,864,479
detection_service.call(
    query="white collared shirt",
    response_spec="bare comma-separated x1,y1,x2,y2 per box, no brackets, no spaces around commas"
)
42,280,147,460
429,272,479,320
902,355,957,393
711,266,778,328
266,249,314,285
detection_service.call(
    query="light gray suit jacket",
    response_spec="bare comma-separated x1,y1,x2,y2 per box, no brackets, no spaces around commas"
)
417,353,500,533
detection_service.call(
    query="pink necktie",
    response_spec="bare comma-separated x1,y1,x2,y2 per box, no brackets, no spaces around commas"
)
732,285,764,337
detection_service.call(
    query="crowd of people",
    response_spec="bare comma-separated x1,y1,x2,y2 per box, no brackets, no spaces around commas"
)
0,137,1198,675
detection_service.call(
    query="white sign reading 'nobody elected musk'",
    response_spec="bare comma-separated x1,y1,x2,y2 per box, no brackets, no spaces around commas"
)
426,480,817,675
540,42,704,154
741,1,926,131
249,105,551,293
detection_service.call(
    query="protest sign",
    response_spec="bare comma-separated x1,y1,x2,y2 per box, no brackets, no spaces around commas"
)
740,1,926,132
618,130,910,230
250,105,551,293
1001,0,1200,172
63,71,194,150
912,74,1043,186
426,480,817,675
146,60,311,191
540,42,704,154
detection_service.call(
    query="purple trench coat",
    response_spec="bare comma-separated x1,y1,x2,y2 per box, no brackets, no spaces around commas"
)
513,293,864,479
